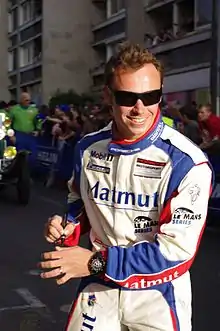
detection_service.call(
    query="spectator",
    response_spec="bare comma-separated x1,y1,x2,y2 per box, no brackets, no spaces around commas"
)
9,92,39,154
179,106,201,144
198,104,220,153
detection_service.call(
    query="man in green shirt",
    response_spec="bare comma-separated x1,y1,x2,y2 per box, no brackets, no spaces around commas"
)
10,93,38,134
9,93,39,162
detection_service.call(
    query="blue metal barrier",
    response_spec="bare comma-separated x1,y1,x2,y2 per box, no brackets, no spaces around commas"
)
15,135,75,180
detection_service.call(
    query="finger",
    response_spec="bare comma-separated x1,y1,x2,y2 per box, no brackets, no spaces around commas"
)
55,246,77,252
63,223,75,236
40,267,64,279
39,259,62,269
56,273,71,285
55,246,62,251
49,215,62,224
41,251,61,260
44,219,63,239
45,234,58,243
47,216,63,232
48,226,63,240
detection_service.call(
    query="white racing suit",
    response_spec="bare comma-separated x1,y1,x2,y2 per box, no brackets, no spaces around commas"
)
64,114,212,331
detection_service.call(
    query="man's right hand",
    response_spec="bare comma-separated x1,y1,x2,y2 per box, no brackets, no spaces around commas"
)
44,215,75,243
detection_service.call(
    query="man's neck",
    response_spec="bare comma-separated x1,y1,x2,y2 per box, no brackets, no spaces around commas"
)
112,121,143,142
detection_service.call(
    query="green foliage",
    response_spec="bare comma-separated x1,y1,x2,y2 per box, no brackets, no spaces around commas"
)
49,90,100,108
49,89,82,108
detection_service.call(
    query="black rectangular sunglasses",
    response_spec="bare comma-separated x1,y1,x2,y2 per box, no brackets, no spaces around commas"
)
112,88,162,107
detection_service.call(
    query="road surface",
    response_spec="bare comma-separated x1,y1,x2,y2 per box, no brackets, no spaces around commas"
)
0,181,219,330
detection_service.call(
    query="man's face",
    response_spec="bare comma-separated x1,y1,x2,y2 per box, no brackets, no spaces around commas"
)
198,106,211,122
21,93,31,107
107,64,161,141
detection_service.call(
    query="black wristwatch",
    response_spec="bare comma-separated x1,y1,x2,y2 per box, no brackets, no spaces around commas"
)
88,251,106,276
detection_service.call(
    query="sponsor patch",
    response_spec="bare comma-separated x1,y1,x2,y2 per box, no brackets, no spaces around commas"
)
133,216,158,233
134,158,166,178
88,181,158,210
87,162,110,174
90,150,114,162
172,207,201,226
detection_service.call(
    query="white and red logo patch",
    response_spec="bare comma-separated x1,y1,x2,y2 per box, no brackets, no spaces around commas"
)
134,158,166,179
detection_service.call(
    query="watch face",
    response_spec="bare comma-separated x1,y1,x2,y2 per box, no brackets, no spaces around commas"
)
91,258,103,273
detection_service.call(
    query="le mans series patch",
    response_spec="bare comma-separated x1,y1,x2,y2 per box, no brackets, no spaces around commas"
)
134,158,166,179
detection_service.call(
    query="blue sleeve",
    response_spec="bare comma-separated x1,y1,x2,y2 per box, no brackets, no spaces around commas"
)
105,240,183,288
67,141,84,224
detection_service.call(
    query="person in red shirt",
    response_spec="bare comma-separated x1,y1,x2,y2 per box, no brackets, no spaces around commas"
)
198,104,220,152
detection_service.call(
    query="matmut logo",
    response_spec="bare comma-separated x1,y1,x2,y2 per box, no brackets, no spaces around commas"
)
90,150,114,161
88,181,158,209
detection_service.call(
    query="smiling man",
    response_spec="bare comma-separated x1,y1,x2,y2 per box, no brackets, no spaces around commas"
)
40,43,212,331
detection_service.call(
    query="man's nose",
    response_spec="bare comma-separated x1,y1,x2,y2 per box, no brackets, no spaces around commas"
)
132,99,144,113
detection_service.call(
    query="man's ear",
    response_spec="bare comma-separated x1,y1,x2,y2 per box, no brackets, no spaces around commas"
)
102,85,112,106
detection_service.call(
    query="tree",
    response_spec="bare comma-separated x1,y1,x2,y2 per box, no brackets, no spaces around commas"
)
49,89,82,108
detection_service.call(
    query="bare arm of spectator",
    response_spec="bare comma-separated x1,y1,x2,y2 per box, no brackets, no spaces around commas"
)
46,116,62,124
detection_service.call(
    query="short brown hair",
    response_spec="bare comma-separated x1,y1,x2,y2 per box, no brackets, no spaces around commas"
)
104,41,163,88
198,103,212,112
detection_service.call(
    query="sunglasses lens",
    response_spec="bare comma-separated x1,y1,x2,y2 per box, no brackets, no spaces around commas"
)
142,90,162,106
113,89,162,107
114,91,137,107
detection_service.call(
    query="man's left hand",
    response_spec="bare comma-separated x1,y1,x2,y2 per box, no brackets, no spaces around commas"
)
39,246,93,285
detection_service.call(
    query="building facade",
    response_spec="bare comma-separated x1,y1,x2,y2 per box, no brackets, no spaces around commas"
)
4,0,214,104
144,0,213,106
7,0,101,103
90,0,145,94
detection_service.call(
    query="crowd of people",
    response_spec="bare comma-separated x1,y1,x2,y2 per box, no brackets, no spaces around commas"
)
1,92,220,163
0,94,112,155
162,102,220,155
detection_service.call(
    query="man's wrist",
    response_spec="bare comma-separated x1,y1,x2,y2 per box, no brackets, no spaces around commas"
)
66,213,80,225
88,250,107,276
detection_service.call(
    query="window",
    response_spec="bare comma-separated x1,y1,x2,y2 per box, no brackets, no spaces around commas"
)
9,0,17,7
8,9,17,32
9,75,17,87
118,0,125,10
195,0,212,28
8,13,13,33
19,1,32,25
8,52,13,72
9,34,17,47
110,0,125,16
19,43,34,67
106,42,121,60
9,89,17,100
146,3,174,47
8,50,17,71
177,0,194,34
27,83,42,104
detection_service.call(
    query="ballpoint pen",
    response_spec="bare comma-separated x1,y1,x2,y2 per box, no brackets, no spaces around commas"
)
59,213,68,246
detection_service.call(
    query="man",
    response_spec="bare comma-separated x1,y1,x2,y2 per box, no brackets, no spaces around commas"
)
198,104,220,151
40,43,212,331
9,92,39,148
179,106,201,145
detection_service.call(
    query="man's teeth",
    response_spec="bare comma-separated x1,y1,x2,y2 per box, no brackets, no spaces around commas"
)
130,118,145,123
